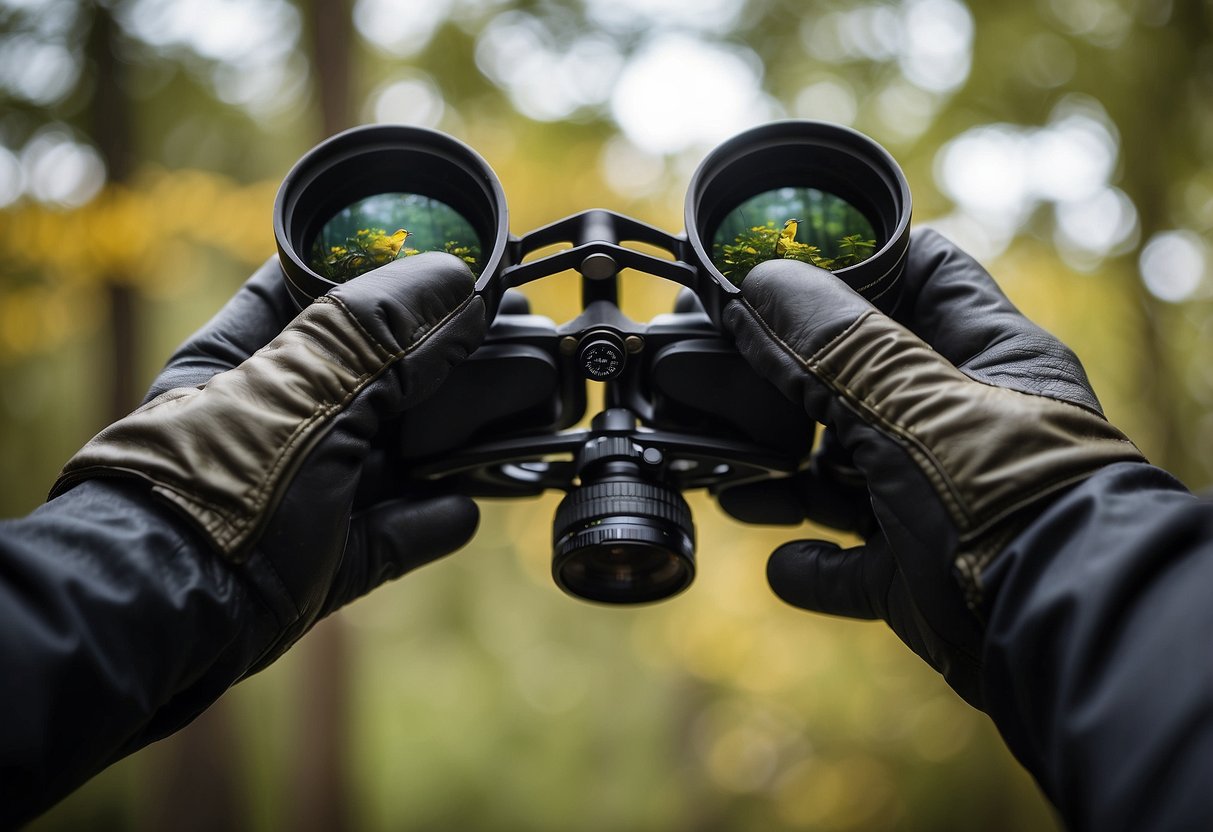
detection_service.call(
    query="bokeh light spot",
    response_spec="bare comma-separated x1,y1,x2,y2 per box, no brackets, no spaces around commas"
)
794,77,858,126
610,34,774,155
476,14,624,122
936,125,1032,218
1054,187,1138,269
1139,230,1207,303
585,0,746,35
118,0,306,117
875,78,940,143
0,146,24,209
933,97,1123,262
371,74,446,127
21,130,106,208
0,34,79,106
1029,113,1117,203
354,0,453,56
899,0,973,93
599,135,666,199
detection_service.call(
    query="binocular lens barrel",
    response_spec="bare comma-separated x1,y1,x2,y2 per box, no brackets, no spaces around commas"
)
552,479,695,605
686,120,912,307
273,124,509,308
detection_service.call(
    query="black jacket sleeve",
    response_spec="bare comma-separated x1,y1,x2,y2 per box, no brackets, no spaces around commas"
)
982,461,1213,830
2,462,1211,828
0,478,279,827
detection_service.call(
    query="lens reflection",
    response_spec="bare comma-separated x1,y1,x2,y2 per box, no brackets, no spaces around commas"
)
711,187,877,284
556,541,691,604
309,192,483,282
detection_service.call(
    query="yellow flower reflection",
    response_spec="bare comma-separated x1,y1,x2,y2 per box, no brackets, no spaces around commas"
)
317,227,412,282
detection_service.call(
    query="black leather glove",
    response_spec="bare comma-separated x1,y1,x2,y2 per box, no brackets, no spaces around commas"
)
50,252,487,668
722,229,1144,707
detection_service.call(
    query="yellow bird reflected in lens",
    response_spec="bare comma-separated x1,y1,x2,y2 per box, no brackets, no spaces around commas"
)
775,218,800,258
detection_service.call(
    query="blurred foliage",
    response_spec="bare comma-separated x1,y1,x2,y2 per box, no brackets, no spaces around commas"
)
2,0,1211,829
0,169,273,352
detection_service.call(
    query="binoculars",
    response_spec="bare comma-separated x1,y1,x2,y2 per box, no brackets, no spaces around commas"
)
273,121,911,605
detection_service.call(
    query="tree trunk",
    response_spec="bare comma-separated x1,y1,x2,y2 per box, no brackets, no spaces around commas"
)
88,3,247,828
1102,3,1212,485
89,4,139,423
287,2,357,830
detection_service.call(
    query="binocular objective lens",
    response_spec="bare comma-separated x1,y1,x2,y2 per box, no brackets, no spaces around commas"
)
308,192,484,283
552,479,696,605
559,542,686,596
711,186,878,284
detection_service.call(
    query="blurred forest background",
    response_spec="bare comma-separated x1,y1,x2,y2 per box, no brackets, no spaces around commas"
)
1,0,1210,829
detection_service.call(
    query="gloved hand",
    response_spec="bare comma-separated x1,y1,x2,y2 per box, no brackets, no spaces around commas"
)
50,252,486,669
722,229,1144,707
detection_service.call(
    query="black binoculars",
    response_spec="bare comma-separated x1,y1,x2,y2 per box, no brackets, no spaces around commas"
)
273,121,911,605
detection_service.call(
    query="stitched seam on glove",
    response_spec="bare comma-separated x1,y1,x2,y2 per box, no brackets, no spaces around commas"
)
49,289,477,562
734,301,974,526
953,509,1039,611
164,292,478,556
809,316,1143,535
833,394,971,525
314,294,395,360
736,299,1142,541
815,320,1135,528
806,314,976,528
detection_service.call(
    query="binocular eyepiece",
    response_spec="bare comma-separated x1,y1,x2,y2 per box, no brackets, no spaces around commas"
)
274,125,509,308
274,120,911,605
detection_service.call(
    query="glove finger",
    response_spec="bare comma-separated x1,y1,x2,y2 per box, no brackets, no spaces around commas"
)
716,426,874,530
766,540,894,621
722,257,890,424
895,228,1102,412
322,494,480,616
804,426,876,534
351,445,402,509
327,252,488,415
715,458,873,533
716,477,808,525
147,258,299,400
724,251,1140,575
52,252,485,562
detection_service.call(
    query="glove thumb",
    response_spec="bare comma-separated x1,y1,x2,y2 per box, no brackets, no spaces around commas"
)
767,539,893,622
321,494,480,616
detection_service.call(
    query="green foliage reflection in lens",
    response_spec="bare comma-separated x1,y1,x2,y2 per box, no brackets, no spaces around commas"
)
711,187,878,284
308,192,483,283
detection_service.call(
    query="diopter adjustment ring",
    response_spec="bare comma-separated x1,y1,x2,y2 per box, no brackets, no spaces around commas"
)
553,480,694,540
578,435,639,471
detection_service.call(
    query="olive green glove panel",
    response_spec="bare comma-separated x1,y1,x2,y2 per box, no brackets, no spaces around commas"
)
725,258,1143,575
50,253,485,563
807,311,1142,545
723,232,1145,706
